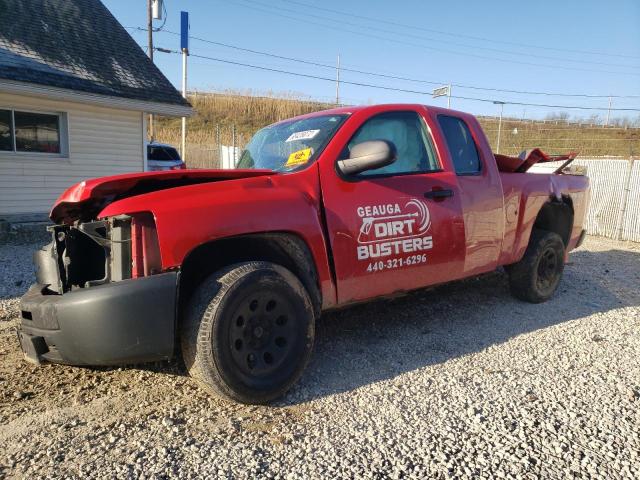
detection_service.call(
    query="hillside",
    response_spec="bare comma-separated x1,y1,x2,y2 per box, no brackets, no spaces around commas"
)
154,92,639,168
154,92,329,148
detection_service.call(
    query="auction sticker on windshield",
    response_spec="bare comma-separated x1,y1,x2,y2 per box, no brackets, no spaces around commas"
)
285,129,320,143
286,148,313,167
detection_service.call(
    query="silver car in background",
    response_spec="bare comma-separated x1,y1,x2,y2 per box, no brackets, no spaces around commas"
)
147,142,186,171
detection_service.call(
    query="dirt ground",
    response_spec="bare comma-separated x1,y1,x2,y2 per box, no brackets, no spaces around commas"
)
0,236,638,479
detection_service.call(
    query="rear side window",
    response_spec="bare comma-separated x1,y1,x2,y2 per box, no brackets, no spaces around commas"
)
148,145,181,161
437,116,481,175
164,147,180,160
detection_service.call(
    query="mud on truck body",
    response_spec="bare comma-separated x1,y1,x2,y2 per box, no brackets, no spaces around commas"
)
19,104,589,404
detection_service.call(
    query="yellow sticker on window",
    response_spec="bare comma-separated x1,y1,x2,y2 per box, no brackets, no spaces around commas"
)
286,148,312,166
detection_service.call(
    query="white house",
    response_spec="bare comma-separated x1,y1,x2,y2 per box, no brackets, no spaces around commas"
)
0,0,192,220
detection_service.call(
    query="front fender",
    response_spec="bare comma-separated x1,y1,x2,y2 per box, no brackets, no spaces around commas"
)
98,166,335,305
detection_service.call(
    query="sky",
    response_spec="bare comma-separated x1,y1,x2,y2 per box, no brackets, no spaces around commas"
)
103,0,640,120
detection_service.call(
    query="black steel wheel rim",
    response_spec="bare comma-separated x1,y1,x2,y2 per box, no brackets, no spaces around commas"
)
536,247,558,291
227,290,297,377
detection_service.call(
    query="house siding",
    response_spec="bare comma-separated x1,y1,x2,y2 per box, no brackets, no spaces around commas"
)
0,92,144,216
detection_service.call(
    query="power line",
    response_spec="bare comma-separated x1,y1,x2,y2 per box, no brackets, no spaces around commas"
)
284,0,640,61
185,52,640,111
132,27,640,100
183,34,640,100
235,0,640,70
227,0,640,76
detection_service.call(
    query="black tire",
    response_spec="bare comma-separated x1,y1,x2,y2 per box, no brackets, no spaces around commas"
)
506,229,565,303
181,262,315,404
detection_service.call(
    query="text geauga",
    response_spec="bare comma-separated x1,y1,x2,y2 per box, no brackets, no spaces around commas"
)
357,204,401,218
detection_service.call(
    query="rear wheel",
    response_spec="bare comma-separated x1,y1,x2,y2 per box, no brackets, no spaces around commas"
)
181,262,315,404
506,229,565,303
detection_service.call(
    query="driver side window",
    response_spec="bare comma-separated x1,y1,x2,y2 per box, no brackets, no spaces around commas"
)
347,111,440,177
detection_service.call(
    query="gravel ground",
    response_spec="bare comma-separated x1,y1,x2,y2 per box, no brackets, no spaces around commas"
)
0,236,639,479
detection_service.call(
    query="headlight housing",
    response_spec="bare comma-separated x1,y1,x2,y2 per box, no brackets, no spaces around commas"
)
40,213,161,293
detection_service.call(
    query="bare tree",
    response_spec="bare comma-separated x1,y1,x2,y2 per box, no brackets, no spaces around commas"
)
545,112,570,121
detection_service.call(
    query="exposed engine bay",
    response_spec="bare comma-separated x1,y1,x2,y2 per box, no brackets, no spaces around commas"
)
34,214,160,294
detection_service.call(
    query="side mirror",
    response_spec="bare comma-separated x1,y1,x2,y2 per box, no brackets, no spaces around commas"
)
337,140,396,176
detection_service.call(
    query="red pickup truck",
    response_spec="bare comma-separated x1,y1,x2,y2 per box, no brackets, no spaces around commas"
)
19,104,589,404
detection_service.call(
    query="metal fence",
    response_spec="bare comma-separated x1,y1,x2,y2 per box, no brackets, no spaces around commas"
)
176,124,248,169
182,144,242,169
533,157,640,242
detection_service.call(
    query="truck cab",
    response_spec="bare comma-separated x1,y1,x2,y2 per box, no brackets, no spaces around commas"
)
19,104,589,404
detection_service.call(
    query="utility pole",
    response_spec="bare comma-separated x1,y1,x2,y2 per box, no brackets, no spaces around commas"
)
231,124,236,167
447,83,451,109
181,49,187,160
147,0,154,141
494,101,505,154
606,96,612,126
180,11,189,162
335,53,340,106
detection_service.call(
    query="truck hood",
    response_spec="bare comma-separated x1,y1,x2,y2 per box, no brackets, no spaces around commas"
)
50,169,273,223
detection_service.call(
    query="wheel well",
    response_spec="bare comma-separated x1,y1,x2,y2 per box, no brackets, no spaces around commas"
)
178,232,322,318
533,197,574,246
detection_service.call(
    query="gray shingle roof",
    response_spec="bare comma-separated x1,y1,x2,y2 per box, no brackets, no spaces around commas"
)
0,0,189,107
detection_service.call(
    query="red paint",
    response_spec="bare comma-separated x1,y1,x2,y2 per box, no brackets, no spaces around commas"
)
50,169,272,224
49,104,590,309
494,149,578,173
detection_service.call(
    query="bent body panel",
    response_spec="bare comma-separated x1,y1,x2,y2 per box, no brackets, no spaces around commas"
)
498,171,589,265
98,165,338,309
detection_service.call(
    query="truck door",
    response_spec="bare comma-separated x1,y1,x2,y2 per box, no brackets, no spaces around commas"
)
434,114,504,276
319,109,466,305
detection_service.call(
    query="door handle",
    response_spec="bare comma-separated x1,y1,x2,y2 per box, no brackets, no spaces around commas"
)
424,189,454,199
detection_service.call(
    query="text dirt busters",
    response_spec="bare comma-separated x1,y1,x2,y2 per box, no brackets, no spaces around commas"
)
356,199,433,261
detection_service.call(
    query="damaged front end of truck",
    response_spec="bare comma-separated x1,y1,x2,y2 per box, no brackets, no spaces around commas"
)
19,211,177,366
18,168,273,366
35,213,161,295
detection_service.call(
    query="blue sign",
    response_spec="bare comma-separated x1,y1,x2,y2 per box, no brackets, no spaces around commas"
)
180,11,189,51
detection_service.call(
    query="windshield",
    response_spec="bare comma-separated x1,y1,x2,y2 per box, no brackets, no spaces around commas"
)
237,114,348,171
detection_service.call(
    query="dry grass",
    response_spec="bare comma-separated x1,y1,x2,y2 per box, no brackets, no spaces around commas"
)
154,91,639,168
154,90,332,147
479,118,640,157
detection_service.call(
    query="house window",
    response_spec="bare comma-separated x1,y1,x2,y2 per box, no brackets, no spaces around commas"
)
0,108,66,154
0,109,12,151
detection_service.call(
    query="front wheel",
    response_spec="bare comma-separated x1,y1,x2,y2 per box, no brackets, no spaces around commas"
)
181,262,315,404
506,229,565,303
